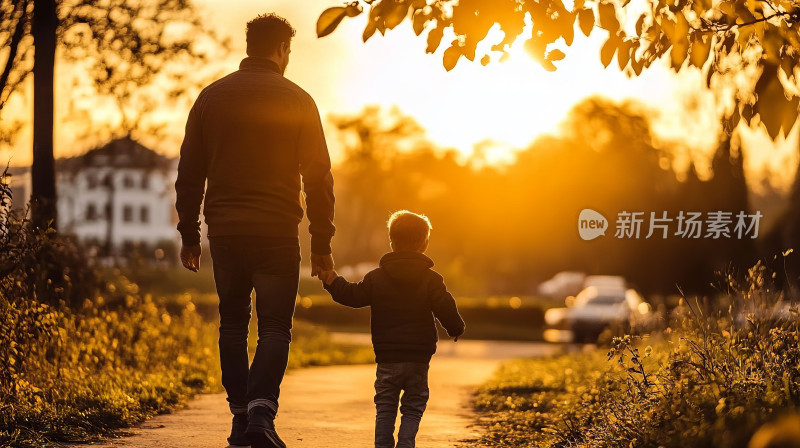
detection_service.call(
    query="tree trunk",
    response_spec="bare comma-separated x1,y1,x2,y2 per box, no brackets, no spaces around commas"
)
31,0,58,230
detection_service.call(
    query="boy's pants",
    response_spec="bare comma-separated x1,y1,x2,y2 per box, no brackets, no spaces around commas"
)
374,362,430,448
209,235,300,417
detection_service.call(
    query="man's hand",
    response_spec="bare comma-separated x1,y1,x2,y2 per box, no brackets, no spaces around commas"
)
319,270,338,285
180,244,202,272
310,253,334,278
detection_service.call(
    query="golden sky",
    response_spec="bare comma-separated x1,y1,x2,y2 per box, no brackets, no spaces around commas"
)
2,0,798,189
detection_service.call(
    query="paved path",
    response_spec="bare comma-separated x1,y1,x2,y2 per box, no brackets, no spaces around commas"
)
72,338,563,448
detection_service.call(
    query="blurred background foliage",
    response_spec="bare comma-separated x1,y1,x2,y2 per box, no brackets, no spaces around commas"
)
312,98,799,298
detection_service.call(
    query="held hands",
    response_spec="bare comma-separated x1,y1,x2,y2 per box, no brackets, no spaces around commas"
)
180,244,202,272
310,253,334,278
318,270,338,285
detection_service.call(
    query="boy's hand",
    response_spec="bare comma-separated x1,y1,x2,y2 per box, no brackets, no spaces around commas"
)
319,270,338,285
310,253,335,278
453,329,465,342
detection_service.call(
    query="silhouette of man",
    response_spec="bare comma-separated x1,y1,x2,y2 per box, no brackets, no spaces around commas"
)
175,13,335,448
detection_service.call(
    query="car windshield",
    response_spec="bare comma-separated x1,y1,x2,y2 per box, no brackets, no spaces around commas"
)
587,295,625,305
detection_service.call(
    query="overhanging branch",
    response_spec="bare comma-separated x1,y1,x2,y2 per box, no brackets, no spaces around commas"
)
0,0,29,112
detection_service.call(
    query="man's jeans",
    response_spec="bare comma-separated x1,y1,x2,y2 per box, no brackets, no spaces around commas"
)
209,236,300,417
374,362,430,448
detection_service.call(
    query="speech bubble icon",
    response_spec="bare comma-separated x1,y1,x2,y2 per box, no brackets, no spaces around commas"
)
578,208,608,241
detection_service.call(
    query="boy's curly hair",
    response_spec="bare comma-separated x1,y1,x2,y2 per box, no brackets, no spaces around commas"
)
246,13,296,57
388,210,431,252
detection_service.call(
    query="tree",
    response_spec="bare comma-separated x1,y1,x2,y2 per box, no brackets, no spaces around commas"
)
0,0,225,228
317,0,800,140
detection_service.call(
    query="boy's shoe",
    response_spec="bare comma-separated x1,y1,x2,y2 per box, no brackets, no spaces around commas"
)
246,406,287,448
228,413,250,447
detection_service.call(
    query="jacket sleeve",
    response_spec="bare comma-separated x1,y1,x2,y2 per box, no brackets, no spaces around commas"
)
297,93,335,255
323,275,371,308
175,99,207,246
430,274,466,338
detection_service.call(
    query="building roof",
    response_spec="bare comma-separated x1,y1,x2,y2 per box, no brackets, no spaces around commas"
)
57,136,173,171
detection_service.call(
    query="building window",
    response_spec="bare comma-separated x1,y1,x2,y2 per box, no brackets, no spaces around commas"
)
123,175,135,188
140,206,150,223
123,205,133,222
86,204,98,221
87,174,98,189
104,203,112,219
141,174,150,189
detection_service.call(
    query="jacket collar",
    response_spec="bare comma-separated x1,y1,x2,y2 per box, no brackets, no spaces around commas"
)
239,57,282,74
379,251,434,268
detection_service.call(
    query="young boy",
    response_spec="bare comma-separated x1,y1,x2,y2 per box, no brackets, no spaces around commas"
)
320,210,465,448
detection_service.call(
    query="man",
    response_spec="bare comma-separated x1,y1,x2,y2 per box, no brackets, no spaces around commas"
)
175,13,335,448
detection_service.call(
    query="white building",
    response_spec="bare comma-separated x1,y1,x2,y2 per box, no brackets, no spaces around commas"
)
54,137,179,255
6,137,182,256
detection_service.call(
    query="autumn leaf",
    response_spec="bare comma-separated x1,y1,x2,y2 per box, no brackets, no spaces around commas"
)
412,10,427,36
578,8,594,37
755,64,799,138
600,37,617,67
363,20,378,42
617,40,632,69
385,1,410,29
598,2,619,32
317,7,348,38
427,25,444,53
541,59,558,71
631,56,644,75
670,39,689,70
689,34,711,68
443,45,462,71
548,49,567,61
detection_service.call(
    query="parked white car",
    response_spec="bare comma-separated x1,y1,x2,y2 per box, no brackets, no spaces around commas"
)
566,285,651,342
538,271,586,298
582,275,627,290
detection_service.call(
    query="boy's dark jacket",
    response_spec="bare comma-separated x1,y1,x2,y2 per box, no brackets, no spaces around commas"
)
323,251,465,363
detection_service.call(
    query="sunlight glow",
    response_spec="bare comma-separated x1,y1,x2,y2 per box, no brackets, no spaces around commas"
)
1,0,795,190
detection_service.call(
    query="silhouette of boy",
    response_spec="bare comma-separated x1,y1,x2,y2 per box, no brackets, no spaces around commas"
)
320,210,465,448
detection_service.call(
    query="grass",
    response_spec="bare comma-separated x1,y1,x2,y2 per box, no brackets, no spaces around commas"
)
470,260,800,448
473,351,610,447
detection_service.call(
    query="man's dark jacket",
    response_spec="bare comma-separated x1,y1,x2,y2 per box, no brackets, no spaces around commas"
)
175,57,335,253
323,251,466,363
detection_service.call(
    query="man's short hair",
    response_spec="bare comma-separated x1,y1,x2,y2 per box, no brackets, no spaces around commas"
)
388,210,432,251
246,13,296,57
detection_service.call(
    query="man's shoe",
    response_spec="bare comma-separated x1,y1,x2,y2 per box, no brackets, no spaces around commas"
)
228,413,250,447
246,406,287,448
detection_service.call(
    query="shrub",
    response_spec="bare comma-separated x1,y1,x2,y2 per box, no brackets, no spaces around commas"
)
0,270,220,447
0,171,219,446
473,258,800,448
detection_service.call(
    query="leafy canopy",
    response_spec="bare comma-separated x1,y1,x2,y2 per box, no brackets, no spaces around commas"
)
0,0,226,133
317,0,800,140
